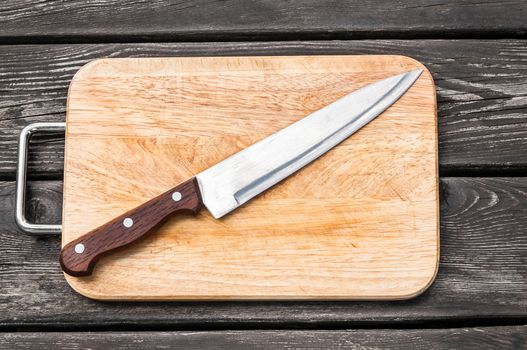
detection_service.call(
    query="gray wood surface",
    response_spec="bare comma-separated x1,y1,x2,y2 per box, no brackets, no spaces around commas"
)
1,177,526,328
1,0,526,346
1,40,526,179
1,327,526,349
0,1,526,43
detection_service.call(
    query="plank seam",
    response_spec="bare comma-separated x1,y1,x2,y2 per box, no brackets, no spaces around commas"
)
0,30,526,45
1,318,527,332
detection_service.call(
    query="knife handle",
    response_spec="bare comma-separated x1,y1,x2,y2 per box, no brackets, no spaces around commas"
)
59,178,203,277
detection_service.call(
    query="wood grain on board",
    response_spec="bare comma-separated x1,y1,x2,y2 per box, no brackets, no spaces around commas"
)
0,1,525,42
1,40,526,179
61,55,438,300
2,178,526,326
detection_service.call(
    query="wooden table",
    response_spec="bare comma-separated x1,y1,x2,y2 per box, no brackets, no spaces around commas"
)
0,1,526,348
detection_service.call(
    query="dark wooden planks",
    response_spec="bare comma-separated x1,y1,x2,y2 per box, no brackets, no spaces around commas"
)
1,40,526,179
0,1,526,43
1,177,526,328
1,327,526,349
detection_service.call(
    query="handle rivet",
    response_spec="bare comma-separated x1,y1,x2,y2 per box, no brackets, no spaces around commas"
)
172,192,182,202
123,217,133,228
74,243,85,254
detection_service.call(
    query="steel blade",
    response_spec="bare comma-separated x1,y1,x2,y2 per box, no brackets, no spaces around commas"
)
196,69,423,218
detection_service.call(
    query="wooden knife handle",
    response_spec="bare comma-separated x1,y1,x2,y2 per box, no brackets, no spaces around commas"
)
60,178,202,277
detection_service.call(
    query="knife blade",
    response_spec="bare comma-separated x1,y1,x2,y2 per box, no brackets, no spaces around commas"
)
60,69,423,276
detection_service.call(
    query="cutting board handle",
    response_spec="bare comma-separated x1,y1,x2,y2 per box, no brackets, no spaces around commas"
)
59,178,203,276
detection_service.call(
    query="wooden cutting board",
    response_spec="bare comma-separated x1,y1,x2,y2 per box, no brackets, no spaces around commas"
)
62,55,438,300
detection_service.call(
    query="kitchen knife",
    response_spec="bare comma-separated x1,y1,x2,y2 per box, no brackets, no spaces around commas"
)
60,69,423,276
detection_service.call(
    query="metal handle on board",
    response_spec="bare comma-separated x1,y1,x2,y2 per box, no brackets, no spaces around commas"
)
15,122,65,235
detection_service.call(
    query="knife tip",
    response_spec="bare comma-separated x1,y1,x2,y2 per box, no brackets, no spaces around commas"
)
400,69,424,86
409,68,424,76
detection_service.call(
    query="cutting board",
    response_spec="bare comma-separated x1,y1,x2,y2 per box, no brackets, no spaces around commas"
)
62,55,438,300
